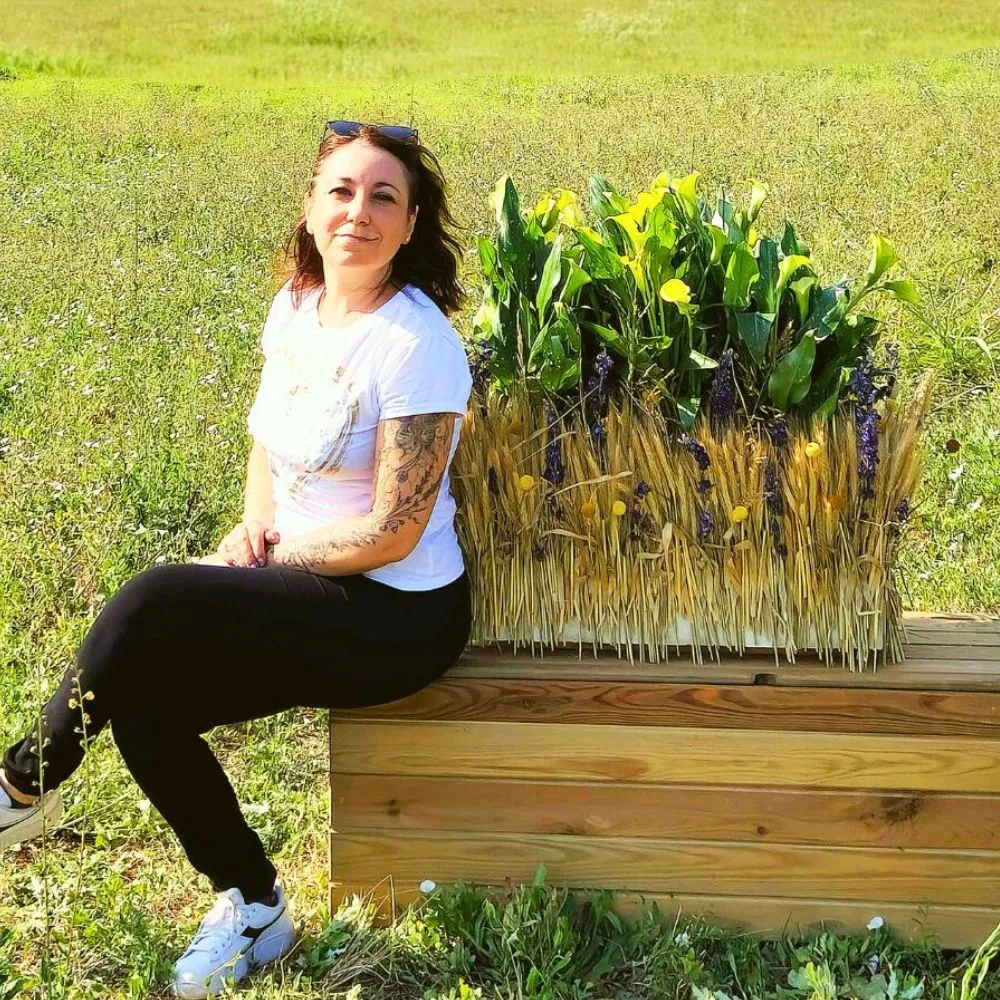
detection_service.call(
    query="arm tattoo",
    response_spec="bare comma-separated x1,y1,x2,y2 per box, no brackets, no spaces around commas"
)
373,412,453,537
276,412,455,573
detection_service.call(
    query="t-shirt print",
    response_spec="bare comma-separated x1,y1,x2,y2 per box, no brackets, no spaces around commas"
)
260,348,361,498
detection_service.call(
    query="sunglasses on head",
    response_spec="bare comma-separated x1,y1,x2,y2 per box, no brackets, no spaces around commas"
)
326,120,419,142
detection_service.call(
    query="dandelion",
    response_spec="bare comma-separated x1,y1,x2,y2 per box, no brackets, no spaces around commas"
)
611,500,627,517
518,474,536,492
730,505,749,524
660,278,692,305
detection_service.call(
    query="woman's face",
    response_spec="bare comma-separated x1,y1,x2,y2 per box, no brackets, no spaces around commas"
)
305,140,417,278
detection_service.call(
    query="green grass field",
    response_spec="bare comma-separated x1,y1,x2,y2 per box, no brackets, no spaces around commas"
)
2,2,1000,996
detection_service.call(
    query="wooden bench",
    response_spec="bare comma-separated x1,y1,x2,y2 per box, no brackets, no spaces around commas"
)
329,612,1000,947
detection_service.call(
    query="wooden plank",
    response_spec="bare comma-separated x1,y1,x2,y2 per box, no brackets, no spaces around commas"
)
329,829,1000,906
331,774,1000,850
330,721,1000,793
330,877,1000,948
330,679,1000,737
902,645,1000,661
448,650,1000,690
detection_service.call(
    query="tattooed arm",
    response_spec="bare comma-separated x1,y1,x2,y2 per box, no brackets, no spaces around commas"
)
269,412,457,575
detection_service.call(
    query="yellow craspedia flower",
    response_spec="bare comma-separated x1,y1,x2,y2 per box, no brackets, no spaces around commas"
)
804,441,822,459
611,500,627,517
581,500,598,519
730,505,749,524
518,474,536,492
659,278,691,305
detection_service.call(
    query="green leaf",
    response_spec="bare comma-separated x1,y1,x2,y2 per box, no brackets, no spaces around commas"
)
559,260,591,302
802,280,849,342
768,333,816,410
780,221,810,257
755,238,779,313
677,394,701,431
580,320,623,348
735,311,774,367
747,181,769,223
477,237,499,286
535,235,562,318
867,234,898,284
883,278,921,304
683,348,719,371
790,275,817,322
813,368,848,420
777,254,812,291
713,197,746,244
724,243,759,308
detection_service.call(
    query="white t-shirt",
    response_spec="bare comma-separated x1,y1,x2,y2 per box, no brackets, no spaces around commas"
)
246,280,472,591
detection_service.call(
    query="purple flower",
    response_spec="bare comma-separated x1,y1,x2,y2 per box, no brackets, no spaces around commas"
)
698,508,714,541
764,463,784,517
849,353,878,408
889,496,911,538
697,477,713,495
470,340,494,392
683,437,711,472
542,406,565,486
589,420,606,444
634,481,651,500
856,406,880,501
768,416,788,450
710,349,736,423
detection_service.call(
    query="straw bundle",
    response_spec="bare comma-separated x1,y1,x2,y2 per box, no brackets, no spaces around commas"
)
451,372,934,670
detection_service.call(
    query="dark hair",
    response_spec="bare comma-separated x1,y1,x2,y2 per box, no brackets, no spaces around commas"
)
278,127,465,316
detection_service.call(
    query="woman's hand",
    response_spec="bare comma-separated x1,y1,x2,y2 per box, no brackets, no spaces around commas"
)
216,520,281,568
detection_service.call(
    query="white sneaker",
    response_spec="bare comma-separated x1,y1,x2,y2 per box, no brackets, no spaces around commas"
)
172,882,297,998
0,782,63,850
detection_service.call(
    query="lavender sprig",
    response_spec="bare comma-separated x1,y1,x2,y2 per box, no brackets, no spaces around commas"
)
709,348,736,424
698,508,714,542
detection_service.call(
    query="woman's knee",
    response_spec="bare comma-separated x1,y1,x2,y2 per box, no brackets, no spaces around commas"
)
78,565,192,670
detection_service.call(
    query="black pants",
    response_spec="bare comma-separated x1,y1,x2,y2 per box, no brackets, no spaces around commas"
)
4,563,471,901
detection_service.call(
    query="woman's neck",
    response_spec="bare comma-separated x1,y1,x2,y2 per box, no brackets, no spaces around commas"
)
318,267,399,328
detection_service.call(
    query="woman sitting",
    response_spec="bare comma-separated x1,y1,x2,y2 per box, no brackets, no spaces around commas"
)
0,120,473,998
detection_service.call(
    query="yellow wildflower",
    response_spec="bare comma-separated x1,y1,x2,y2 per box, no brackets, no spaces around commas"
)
730,505,749,524
518,474,536,492
659,278,692,305
804,442,822,459
611,500,627,517
581,500,598,519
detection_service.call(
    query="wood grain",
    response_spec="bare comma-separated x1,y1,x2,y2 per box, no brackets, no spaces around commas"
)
330,679,1000,737
330,720,1000,793
331,774,1000,850
330,828,1000,905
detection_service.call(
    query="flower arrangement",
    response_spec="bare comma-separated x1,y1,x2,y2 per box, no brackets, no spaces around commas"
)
453,171,933,668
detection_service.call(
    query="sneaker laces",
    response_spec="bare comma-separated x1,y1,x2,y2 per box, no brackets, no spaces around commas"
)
184,889,247,961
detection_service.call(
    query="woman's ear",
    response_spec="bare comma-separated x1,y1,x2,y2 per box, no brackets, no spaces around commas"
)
303,195,313,236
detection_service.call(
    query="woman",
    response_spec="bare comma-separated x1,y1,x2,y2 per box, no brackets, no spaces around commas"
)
0,121,473,997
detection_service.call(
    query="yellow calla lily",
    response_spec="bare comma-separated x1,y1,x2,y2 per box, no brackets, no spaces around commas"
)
554,189,578,211
653,170,671,189
611,213,649,254
578,226,604,244
534,195,556,218
748,227,759,247
558,203,585,228
670,170,701,203
659,278,692,305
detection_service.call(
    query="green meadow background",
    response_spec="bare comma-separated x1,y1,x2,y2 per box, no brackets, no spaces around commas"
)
1,1,999,996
